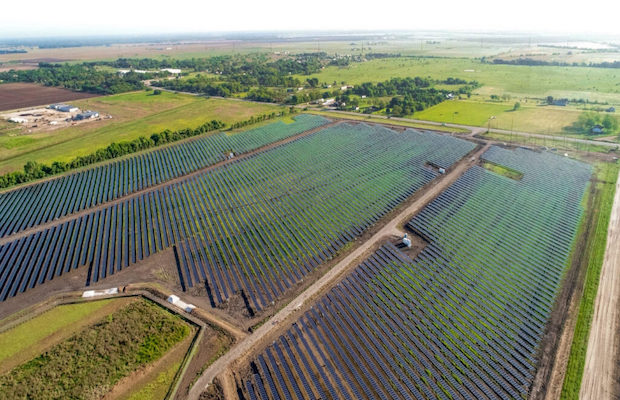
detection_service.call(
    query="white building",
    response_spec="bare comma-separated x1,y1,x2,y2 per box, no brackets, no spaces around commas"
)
160,68,182,74
8,117,27,123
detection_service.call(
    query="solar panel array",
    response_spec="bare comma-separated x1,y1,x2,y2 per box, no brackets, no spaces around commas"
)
242,146,591,399
0,114,330,238
0,124,476,308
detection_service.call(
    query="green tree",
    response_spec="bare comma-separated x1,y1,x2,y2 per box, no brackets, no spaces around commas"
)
602,114,618,132
513,102,521,111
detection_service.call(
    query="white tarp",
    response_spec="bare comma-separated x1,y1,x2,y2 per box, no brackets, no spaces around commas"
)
82,287,119,298
167,294,196,313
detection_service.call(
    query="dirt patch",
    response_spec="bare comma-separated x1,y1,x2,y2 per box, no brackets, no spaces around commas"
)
0,83,99,112
198,381,224,400
174,326,234,400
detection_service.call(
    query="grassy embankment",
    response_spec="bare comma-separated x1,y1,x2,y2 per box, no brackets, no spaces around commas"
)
0,299,191,399
560,161,620,399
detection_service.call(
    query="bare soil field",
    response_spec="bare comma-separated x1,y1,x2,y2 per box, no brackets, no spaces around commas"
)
0,42,240,63
0,83,98,111
0,63,38,73
1,106,106,133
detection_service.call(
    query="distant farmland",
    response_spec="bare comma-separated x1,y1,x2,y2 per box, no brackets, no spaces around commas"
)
0,83,98,111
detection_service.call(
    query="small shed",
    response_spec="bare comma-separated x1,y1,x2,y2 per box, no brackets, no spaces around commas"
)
591,124,605,135
607,107,616,113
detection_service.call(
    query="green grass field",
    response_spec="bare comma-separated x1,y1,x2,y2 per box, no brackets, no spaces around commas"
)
414,100,512,126
0,299,115,365
298,57,620,103
0,299,190,400
412,99,620,139
0,91,283,174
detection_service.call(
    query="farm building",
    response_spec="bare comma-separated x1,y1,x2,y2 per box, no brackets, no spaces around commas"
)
117,69,148,74
552,98,569,106
73,111,99,121
591,124,605,134
48,103,78,112
607,107,616,112
8,117,27,123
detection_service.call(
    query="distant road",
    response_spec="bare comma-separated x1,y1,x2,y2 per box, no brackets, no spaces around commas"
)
323,110,620,149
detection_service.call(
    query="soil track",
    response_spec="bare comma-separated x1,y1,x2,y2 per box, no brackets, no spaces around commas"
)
580,168,620,400
0,83,98,111
186,144,489,400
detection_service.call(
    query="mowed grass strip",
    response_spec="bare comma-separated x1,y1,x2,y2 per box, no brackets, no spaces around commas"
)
0,299,117,366
0,299,190,400
414,100,512,126
123,361,182,400
561,161,620,399
0,91,282,174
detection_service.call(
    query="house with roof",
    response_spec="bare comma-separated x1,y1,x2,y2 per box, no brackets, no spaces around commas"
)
591,124,605,135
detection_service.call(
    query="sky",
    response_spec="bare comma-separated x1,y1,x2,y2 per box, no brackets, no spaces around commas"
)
1,0,619,38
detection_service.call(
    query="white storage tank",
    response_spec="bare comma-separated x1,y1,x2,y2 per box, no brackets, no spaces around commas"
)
402,234,412,248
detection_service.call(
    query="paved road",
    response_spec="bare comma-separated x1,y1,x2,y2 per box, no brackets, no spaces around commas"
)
580,168,620,400
324,110,620,148
186,144,489,400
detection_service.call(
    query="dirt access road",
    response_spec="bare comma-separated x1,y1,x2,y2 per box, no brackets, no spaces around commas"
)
580,168,620,400
186,143,489,400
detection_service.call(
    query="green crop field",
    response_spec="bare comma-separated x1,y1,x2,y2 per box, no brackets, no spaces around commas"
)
0,91,283,174
299,57,620,103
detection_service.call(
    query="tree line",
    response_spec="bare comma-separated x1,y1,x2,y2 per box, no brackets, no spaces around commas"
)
0,63,147,94
486,57,620,69
0,111,287,189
